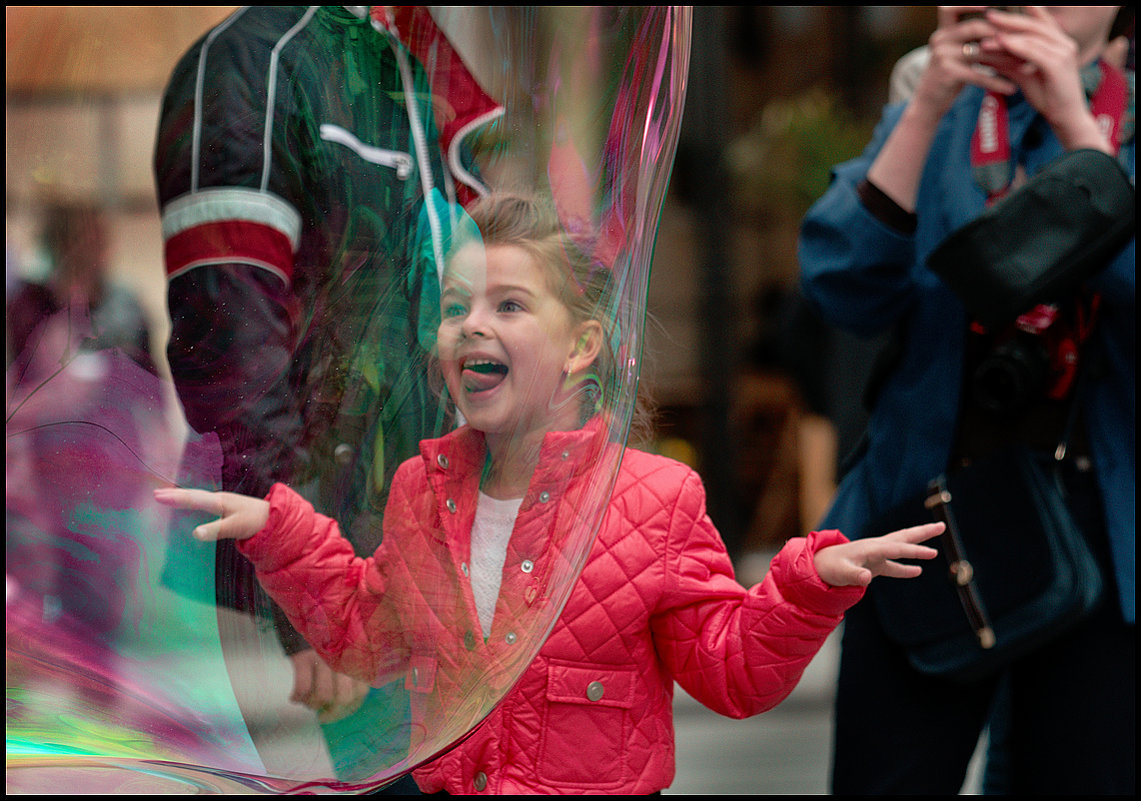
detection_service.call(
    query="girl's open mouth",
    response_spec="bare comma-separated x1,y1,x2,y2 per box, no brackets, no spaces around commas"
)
462,359,508,392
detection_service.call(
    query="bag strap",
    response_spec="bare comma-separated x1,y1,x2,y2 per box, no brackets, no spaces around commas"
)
927,342,1092,651
923,476,997,649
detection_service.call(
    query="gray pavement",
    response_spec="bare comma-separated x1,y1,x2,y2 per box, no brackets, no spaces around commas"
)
666,627,841,795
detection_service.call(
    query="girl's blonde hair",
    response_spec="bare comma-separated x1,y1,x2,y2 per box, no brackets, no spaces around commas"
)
451,192,625,428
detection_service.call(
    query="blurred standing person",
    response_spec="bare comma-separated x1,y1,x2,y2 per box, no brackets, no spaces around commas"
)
6,202,157,703
799,6,1134,794
153,6,500,786
7,203,153,376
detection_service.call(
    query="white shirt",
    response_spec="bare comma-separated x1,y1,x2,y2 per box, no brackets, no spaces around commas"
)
470,492,522,638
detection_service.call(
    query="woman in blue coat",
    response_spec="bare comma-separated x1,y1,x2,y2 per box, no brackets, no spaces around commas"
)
798,6,1134,794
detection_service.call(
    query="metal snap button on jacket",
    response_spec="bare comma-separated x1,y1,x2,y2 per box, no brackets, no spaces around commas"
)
587,681,605,702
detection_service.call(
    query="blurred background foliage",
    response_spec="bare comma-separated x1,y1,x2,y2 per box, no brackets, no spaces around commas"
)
726,88,875,224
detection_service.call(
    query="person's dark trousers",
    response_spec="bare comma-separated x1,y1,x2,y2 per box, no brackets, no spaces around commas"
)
831,466,1135,795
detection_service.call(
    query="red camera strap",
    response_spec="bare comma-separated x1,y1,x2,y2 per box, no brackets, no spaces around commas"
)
970,59,1128,204
965,60,1126,399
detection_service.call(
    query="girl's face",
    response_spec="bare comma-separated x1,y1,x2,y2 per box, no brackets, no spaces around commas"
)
438,243,598,445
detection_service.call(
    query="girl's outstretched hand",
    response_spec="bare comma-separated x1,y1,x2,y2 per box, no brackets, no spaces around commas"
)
154,487,269,542
814,522,945,588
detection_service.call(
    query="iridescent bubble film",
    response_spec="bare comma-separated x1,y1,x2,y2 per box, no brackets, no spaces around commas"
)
7,6,690,793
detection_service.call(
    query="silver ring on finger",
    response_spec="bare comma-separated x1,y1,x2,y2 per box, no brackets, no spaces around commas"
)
962,41,980,60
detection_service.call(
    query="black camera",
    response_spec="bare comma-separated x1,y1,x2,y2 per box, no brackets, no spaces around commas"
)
971,330,1051,416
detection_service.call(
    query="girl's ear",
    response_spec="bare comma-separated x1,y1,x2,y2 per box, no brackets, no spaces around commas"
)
566,319,603,375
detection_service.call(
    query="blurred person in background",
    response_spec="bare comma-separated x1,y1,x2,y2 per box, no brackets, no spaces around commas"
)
6,201,157,704
798,6,1134,794
153,6,499,789
7,202,153,376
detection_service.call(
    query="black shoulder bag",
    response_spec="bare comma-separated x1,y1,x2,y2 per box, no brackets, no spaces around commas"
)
865,414,1103,684
926,148,1133,331
863,148,1132,684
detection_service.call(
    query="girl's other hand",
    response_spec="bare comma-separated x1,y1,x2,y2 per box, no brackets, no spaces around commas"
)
154,487,269,541
814,522,945,588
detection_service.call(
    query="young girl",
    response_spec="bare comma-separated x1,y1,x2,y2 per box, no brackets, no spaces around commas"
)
156,193,942,795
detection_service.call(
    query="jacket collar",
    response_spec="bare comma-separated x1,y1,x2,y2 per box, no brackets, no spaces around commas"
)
418,416,614,488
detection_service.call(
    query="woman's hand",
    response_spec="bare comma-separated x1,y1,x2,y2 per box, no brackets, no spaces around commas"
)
911,7,1020,121
866,7,1019,210
978,6,1113,153
154,487,269,541
814,522,944,588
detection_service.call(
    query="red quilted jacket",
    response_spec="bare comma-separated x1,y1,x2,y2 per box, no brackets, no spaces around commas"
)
239,421,864,794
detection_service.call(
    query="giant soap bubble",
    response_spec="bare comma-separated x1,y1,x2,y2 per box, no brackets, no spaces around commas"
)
6,6,690,793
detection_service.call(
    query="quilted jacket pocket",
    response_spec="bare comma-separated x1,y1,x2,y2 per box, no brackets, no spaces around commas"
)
538,661,635,787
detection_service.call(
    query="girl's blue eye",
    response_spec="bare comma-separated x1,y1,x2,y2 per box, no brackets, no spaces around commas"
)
443,303,467,318
499,299,523,313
